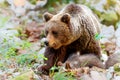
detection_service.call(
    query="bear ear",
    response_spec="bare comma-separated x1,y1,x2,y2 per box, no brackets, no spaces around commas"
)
61,13,70,24
43,12,53,22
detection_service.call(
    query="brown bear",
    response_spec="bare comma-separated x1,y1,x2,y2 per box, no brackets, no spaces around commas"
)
37,3,102,74
105,53,120,69
64,54,105,69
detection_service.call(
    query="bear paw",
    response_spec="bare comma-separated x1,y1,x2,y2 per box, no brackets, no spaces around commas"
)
36,65,49,75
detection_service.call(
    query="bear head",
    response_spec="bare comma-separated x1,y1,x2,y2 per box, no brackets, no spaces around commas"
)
43,12,72,49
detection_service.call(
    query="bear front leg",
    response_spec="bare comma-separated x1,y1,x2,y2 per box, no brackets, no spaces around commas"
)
37,47,57,75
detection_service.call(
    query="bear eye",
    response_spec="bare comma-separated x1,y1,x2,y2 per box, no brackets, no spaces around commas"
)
52,31,58,35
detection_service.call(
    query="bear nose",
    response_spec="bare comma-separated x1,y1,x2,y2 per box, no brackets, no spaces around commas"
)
44,41,49,46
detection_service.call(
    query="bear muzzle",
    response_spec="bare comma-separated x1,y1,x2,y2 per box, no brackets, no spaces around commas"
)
44,40,49,46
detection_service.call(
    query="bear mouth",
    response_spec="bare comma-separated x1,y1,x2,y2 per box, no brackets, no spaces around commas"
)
51,43,61,49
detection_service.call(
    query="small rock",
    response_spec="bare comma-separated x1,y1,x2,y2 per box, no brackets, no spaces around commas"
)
81,74,93,80
38,48,45,55
90,71,107,80
115,26,120,38
100,25,115,40
116,38,120,47
113,76,120,80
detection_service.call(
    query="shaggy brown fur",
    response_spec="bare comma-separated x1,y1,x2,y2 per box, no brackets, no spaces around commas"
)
105,54,120,69
37,3,101,74
64,54,105,69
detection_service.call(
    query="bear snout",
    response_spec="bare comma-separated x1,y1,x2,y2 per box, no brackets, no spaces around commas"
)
44,40,49,46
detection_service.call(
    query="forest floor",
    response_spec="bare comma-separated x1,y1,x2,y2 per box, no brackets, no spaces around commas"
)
0,0,120,80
